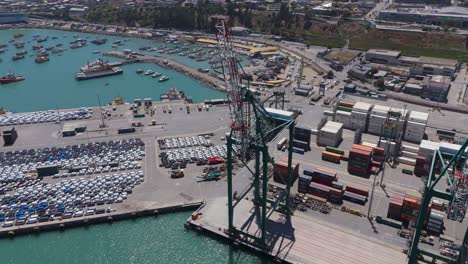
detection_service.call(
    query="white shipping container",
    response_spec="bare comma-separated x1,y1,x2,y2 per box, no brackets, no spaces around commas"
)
408,111,429,124
401,150,418,159
402,144,419,153
362,142,377,148
371,105,391,115
352,102,372,113
397,156,416,166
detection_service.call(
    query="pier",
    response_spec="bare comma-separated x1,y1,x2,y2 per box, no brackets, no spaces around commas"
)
103,51,227,93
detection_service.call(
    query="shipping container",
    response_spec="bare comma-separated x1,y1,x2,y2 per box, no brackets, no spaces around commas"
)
322,151,341,163
117,127,136,134
345,184,369,197
277,137,288,150
293,139,310,151
293,147,305,155
325,146,345,155
376,216,403,229
343,191,366,205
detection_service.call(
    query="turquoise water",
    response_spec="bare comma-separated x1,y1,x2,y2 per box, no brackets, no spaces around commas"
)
0,29,226,112
0,212,269,264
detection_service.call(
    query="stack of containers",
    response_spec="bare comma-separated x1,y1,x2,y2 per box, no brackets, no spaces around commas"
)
427,209,445,235
334,110,351,129
387,193,404,220
350,102,372,132
370,147,385,175
400,191,422,223
343,184,368,205
418,140,440,161
414,156,429,177
297,174,312,194
308,182,330,199
367,105,390,135
347,144,373,176
440,142,467,159
273,159,299,185
318,121,343,147
378,139,397,156
404,111,429,143
321,151,342,164
293,126,311,152
335,101,354,129
304,167,337,186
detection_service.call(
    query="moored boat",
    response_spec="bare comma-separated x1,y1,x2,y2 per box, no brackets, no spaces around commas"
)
35,56,49,63
159,76,170,82
0,73,25,84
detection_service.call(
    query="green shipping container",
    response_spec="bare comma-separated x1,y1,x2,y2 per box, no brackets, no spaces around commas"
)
326,146,345,155
133,114,145,118
337,106,353,112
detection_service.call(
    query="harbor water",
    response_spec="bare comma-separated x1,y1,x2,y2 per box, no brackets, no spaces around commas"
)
0,29,227,112
0,212,269,264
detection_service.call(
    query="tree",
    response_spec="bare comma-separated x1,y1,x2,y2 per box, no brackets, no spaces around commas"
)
375,78,385,89
326,70,334,79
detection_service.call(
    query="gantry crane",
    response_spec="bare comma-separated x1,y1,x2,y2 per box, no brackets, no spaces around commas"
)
408,139,468,264
211,16,295,246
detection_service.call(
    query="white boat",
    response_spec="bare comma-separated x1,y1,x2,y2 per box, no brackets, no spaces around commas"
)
159,76,169,82
145,70,155,75
93,50,100,54
151,72,162,78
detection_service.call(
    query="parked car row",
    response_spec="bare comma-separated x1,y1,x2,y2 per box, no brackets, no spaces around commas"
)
158,136,211,150
159,145,232,169
0,139,145,170
0,171,143,228
0,108,93,126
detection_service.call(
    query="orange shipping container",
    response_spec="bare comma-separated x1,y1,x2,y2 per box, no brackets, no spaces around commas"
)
351,144,373,153
322,151,342,159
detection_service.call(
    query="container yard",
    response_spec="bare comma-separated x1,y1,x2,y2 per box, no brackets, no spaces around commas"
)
0,101,233,237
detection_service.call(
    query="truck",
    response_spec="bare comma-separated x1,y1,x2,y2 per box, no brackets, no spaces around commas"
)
198,171,222,182
277,137,288,150
170,169,184,179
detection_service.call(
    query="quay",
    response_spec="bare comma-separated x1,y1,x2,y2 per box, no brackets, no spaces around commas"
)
0,201,202,238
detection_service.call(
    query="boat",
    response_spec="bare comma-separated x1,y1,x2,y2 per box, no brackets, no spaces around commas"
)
56,43,63,47
145,70,154,75
111,44,118,48
52,36,58,40
35,56,49,63
70,43,82,49
75,58,124,81
13,33,24,39
45,46,54,51
11,54,24,61
93,50,101,54
32,44,43,50
198,68,210,73
16,50,27,56
14,41,24,48
159,76,170,82
0,44,7,48
160,87,185,101
0,73,25,84
136,69,144,74
51,47,64,54
151,72,162,78
0,49,5,54
37,37,48,43
91,38,107,45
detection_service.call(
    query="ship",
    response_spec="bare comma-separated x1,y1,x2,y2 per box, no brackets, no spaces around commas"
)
151,72,162,78
0,72,25,84
75,58,123,81
13,33,23,39
160,87,185,101
14,41,24,48
32,44,43,50
159,76,169,82
35,56,49,63
91,38,107,45
11,54,24,61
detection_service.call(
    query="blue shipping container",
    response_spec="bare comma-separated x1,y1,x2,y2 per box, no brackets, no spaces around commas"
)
293,147,305,155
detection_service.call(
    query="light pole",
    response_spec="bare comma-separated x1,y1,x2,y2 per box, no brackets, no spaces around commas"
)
96,90,106,128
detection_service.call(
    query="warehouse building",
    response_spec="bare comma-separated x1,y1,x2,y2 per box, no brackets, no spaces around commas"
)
421,75,451,102
377,6,468,28
0,13,28,24
348,64,373,81
366,49,457,78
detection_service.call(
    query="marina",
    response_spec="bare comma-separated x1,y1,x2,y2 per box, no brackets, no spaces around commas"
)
0,29,227,112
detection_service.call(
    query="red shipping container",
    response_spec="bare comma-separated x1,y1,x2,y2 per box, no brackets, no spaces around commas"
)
345,184,369,197
352,144,373,152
